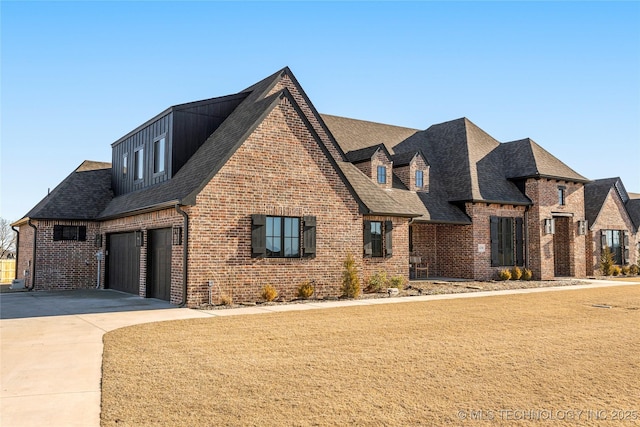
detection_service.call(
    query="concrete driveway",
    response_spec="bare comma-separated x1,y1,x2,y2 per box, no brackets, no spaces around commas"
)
0,289,210,427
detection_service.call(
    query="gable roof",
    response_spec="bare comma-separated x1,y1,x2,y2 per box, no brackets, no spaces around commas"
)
390,150,427,167
585,177,637,231
99,67,371,219
345,144,392,164
19,161,113,221
500,138,589,183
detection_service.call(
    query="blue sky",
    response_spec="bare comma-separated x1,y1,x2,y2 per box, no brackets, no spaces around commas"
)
2,1,639,223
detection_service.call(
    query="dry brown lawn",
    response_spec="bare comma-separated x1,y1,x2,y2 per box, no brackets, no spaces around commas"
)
101,285,640,426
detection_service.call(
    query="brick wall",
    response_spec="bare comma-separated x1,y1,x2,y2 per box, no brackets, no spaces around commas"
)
588,188,638,275
411,222,474,279
18,220,101,290
185,96,363,306
467,203,526,280
100,209,185,304
525,178,587,280
361,215,410,284
395,157,429,191
15,224,34,288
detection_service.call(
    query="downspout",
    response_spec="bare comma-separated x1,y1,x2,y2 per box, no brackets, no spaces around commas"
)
175,205,189,307
11,225,19,280
27,219,38,290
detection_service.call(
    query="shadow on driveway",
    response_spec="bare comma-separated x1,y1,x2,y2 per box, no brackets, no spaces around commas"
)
0,289,175,320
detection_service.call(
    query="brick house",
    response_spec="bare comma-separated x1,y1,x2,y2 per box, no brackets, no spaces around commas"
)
584,178,639,275
12,67,638,306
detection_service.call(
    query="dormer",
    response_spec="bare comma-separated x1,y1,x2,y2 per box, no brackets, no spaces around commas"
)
391,151,429,192
111,92,248,196
346,144,393,189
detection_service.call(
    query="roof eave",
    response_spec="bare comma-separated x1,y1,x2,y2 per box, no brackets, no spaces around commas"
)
98,200,182,221
507,174,591,184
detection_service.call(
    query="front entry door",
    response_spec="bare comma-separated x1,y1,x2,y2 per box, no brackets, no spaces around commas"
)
147,228,172,301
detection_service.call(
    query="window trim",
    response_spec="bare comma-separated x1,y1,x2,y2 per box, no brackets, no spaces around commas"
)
490,216,524,267
415,170,423,188
251,215,316,259
53,225,87,242
377,165,387,184
364,220,393,258
558,186,566,206
153,136,166,175
134,147,144,181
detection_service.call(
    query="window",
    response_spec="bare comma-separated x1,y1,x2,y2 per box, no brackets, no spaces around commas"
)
122,153,128,176
490,216,524,267
601,230,628,264
377,166,387,184
364,220,393,257
415,170,423,188
134,148,144,181
53,225,87,241
558,186,566,206
251,215,316,258
154,137,165,174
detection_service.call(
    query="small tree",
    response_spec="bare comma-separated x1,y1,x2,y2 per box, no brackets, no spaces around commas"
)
341,253,361,298
599,246,615,276
0,218,17,259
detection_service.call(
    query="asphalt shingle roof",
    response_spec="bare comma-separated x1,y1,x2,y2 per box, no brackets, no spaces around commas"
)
23,161,113,220
584,177,638,231
99,68,287,218
500,138,589,183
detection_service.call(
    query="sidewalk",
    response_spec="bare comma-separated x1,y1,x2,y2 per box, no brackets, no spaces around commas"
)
1,279,638,426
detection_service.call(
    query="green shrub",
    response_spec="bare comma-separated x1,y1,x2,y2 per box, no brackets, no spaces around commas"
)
600,246,615,276
366,271,388,292
297,281,315,299
522,268,533,281
511,266,523,280
630,264,639,276
341,253,361,298
611,265,622,276
389,275,408,290
621,265,630,276
261,285,278,302
498,269,512,281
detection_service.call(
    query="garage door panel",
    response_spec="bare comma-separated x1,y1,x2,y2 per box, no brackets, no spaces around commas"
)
107,233,140,295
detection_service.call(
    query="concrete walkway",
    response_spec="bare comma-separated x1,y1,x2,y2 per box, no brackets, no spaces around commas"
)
1,279,638,426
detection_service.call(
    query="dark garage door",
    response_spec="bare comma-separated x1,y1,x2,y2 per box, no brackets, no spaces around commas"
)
147,228,172,301
106,232,140,295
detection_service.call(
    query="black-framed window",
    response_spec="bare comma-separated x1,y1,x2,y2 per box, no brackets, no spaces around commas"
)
490,216,524,267
601,229,627,264
252,215,316,258
558,186,566,206
364,220,393,258
154,137,165,174
134,148,144,181
53,225,87,242
377,166,387,184
415,170,423,188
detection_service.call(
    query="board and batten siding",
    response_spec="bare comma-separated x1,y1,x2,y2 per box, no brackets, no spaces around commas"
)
111,113,173,196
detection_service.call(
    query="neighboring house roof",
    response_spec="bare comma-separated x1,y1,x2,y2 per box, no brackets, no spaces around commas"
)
500,138,589,183
584,177,638,231
19,161,112,222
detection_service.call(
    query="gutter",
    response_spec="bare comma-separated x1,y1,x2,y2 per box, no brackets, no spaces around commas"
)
10,225,19,280
175,204,189,307
27,219,38,290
